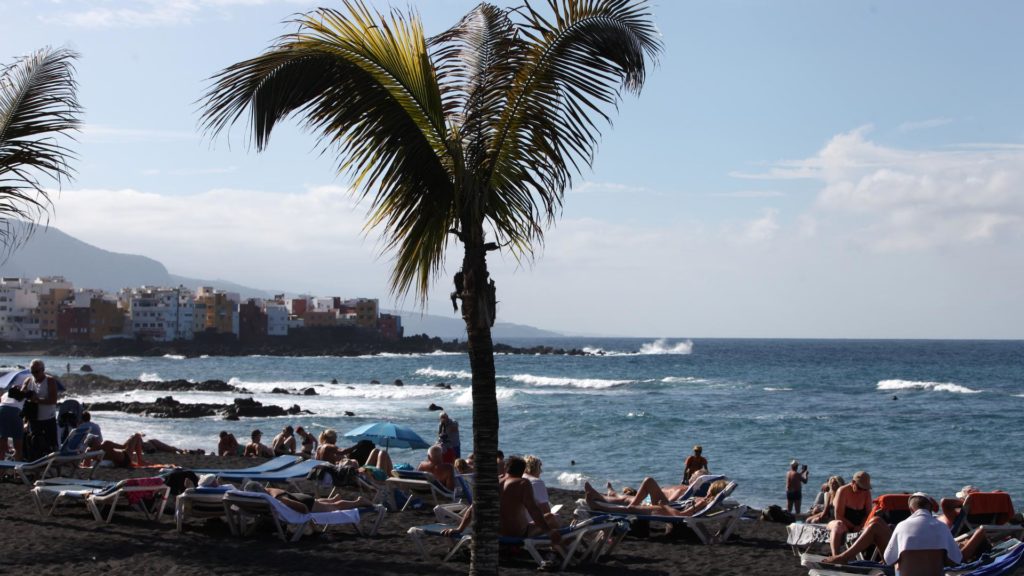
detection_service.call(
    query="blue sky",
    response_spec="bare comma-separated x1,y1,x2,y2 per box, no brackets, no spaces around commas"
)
3,0,1022,338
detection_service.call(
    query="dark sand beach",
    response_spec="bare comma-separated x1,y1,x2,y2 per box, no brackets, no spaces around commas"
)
0,453,806,575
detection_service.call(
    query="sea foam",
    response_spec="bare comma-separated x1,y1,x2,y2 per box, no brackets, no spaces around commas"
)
639,339,694,355
555,471,589,488
139,372,163,382
416,367,472,380
877,379,980,394
454,387,517,405
661,376,708,384
509,374,632,389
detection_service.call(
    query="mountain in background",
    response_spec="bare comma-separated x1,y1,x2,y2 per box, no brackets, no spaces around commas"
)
0,227,562,340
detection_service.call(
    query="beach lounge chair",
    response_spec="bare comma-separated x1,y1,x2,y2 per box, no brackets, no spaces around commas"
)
214,458,327,489
0,436,103,485
385,469,461,511
31,476,170,523
575,480,746,545
192,454,302,475
222,490,384,541
407,514,629,571
956,492,1022,540
789,494,903,558
175,486,233,532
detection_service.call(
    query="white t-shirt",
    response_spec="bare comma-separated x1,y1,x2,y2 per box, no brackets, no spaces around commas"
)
525,474,550,506
26,375,57,420
882,508,962,566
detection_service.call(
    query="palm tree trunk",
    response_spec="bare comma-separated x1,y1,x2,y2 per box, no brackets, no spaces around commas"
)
462,229,500,575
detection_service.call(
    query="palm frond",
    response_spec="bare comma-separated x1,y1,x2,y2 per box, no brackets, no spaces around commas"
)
199,0,457,302
483,0,661,253
0,46,82,252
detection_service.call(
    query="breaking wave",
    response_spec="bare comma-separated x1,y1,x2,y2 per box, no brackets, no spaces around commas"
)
661,376,708,384
509,374,632,389
162,354,186,360
139,372,163,382
877,379,980,394
416,367,472,380
639,339,693,355
454,387,518,405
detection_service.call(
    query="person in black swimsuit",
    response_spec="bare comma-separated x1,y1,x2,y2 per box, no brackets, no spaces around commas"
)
827,471,873,556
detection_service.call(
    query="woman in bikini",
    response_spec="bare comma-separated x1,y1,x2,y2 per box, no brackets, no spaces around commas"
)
584,478,729,517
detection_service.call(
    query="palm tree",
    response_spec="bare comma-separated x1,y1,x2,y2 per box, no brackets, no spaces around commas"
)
200,1,659,571
0,47,82,254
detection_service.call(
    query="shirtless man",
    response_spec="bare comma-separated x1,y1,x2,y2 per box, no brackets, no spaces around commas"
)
243,429,273,458
442,455,561,544
584,478,729,517
828,471,873,556
418,444,455,491
786,460,810,515
218,431,240,456
271,425,296,456
681,445,708,485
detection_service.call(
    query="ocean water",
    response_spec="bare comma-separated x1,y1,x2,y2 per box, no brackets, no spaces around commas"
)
3,338,1022,510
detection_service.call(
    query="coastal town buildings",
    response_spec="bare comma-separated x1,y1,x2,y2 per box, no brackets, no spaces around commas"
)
0,276,401,343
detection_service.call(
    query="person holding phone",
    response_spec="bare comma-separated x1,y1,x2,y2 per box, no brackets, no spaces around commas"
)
786,459,810,515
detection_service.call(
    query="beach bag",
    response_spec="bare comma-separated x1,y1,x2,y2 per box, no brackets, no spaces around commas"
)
762,504,795,524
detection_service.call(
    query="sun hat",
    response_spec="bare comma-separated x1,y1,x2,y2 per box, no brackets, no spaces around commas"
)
956,485,978,499
852,471,872,489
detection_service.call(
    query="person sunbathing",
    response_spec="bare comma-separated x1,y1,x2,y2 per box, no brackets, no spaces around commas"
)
96,433,145,467
243,429,273,458
315,429,342,463
806,475,845,523
828,471,873,556
241,481,373,513
440,455,561,545
823,492,989,572
594,476,694,505
418,444,455,491
270,425,296,456
359,447,393,482
940,485,980,528
218,431,240,457
295,426,316,458
584,478,729,517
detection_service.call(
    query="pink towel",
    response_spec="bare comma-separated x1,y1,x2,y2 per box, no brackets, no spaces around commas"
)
123,477,165,505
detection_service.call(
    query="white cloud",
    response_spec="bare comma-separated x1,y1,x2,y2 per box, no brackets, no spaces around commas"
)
40,0,307,28
51,184,389,292
735,209,780,244
45,0,202,28
737,127,1024,251
897,117,953,133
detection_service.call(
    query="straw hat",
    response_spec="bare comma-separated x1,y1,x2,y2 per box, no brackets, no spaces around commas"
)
956,485,978,499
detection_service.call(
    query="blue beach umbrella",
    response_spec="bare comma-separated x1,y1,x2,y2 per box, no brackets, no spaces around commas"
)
0,369,30,390
0,368,66,392
343,422,430,452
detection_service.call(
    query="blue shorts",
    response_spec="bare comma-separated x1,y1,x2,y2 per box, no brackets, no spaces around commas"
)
0,405,24,440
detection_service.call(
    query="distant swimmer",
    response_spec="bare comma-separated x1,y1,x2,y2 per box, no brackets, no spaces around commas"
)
428,403,444,411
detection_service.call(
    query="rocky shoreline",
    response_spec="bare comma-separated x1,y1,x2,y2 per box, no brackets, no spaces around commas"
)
60,373,311,420
0,332,592,358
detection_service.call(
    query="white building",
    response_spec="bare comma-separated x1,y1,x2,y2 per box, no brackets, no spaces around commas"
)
0,277,40,340
128,286,195,341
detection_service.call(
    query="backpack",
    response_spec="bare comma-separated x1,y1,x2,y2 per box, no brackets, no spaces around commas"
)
763,504,795,524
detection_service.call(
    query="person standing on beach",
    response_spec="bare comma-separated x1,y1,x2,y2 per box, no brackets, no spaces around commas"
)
438,412,460,460
22,359,59,458
786,459,810,515
681,444,708,484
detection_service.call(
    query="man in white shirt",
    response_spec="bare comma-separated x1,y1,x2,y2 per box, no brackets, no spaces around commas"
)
883,492,962,573
824,491,989,572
